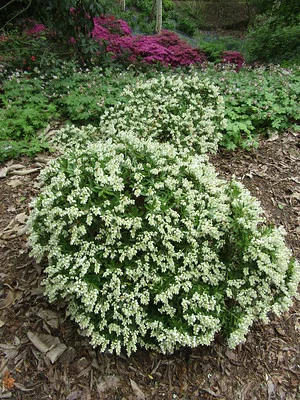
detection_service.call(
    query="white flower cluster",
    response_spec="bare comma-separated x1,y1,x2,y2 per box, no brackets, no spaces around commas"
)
28,130,299,354
99,74,226,154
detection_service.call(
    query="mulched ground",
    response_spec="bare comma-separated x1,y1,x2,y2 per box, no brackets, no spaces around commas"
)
0,131,299,399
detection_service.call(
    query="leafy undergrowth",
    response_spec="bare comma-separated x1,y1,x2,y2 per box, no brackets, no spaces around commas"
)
0,62,299,162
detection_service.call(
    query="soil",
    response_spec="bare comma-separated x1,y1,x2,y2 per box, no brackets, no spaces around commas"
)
0,131,299,400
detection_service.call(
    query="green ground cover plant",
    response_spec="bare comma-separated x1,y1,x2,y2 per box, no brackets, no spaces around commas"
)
0,71,57,161
200,65,300,149
0,64,141,161
1,62,299,161
28,131,300,355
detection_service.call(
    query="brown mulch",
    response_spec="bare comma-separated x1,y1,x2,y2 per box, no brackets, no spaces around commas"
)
0,131,299,400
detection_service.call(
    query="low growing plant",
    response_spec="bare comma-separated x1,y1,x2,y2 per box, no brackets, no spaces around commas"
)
200,65,300,149
100,73,226,154
0,71,57,161
28,132,299,355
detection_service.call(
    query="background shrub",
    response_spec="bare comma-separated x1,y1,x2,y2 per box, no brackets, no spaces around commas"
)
197,34,246,63
246,15,300,64
28,132,300,355
100,74,225,154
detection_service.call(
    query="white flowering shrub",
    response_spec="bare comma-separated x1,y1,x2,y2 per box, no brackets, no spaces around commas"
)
28,133,299,355
50,124,100,153
99,74,226,154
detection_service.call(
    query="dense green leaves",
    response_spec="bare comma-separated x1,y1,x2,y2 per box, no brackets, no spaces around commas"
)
1,63,299,161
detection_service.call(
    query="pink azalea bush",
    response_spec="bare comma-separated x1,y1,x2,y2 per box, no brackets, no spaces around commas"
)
21,13,246,69
25,21,47,36
222,51,245,71
92,16,206,67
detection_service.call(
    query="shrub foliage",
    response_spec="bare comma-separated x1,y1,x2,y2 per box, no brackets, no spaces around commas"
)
100,74,226,154
28,132,299,355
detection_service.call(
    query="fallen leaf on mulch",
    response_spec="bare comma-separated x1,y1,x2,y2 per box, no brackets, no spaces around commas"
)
97,375,120,396
0,213,28,240
66,390,86,400
34,156,56,164
27,331,67,363
37,309,59,330
130,378,146,399
2,371,15,390
0,287,15,310
6,178,23,188
13,382,35,392
0,164,25,178
0,343,20,360
13,168,40,176
0,168,9,178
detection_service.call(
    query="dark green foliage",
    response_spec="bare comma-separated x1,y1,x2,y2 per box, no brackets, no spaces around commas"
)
0,30,65,73
37,0,105,64
249,0,300,24
1,62,299,161
198,35,245,63
245,0,300,64
177,19,196,36
0,0,32,30
246,15,300,64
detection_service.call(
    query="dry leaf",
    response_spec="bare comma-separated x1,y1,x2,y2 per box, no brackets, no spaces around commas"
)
267,133,279,142
15,213,28,224
13,168,40,176
6,179,23,188
0,392,12,398
295,317,300,331
27,331,67,363
47,343,67,363
34,156,55,164
0,287,15,310
58,347,76,364
130,378,145,400
7,164,25,171
0,164,25,178
0,168,9,178
13,382,35,392
66,390,85,400
267,379,276,400
97,376,120,395
0,344,19,360
37,309,59,330
2,371,15,390
225,350,237,361
0,213,28,239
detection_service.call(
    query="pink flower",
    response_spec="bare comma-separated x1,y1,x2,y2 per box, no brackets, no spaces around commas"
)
26,22,46,36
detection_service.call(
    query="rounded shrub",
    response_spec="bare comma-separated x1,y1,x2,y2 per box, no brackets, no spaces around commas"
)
28,132,299,355
100,74,226,155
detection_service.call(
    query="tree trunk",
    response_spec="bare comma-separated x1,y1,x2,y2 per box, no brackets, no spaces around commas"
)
119,0,125,12
150,0,156,21
155,0,162,34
